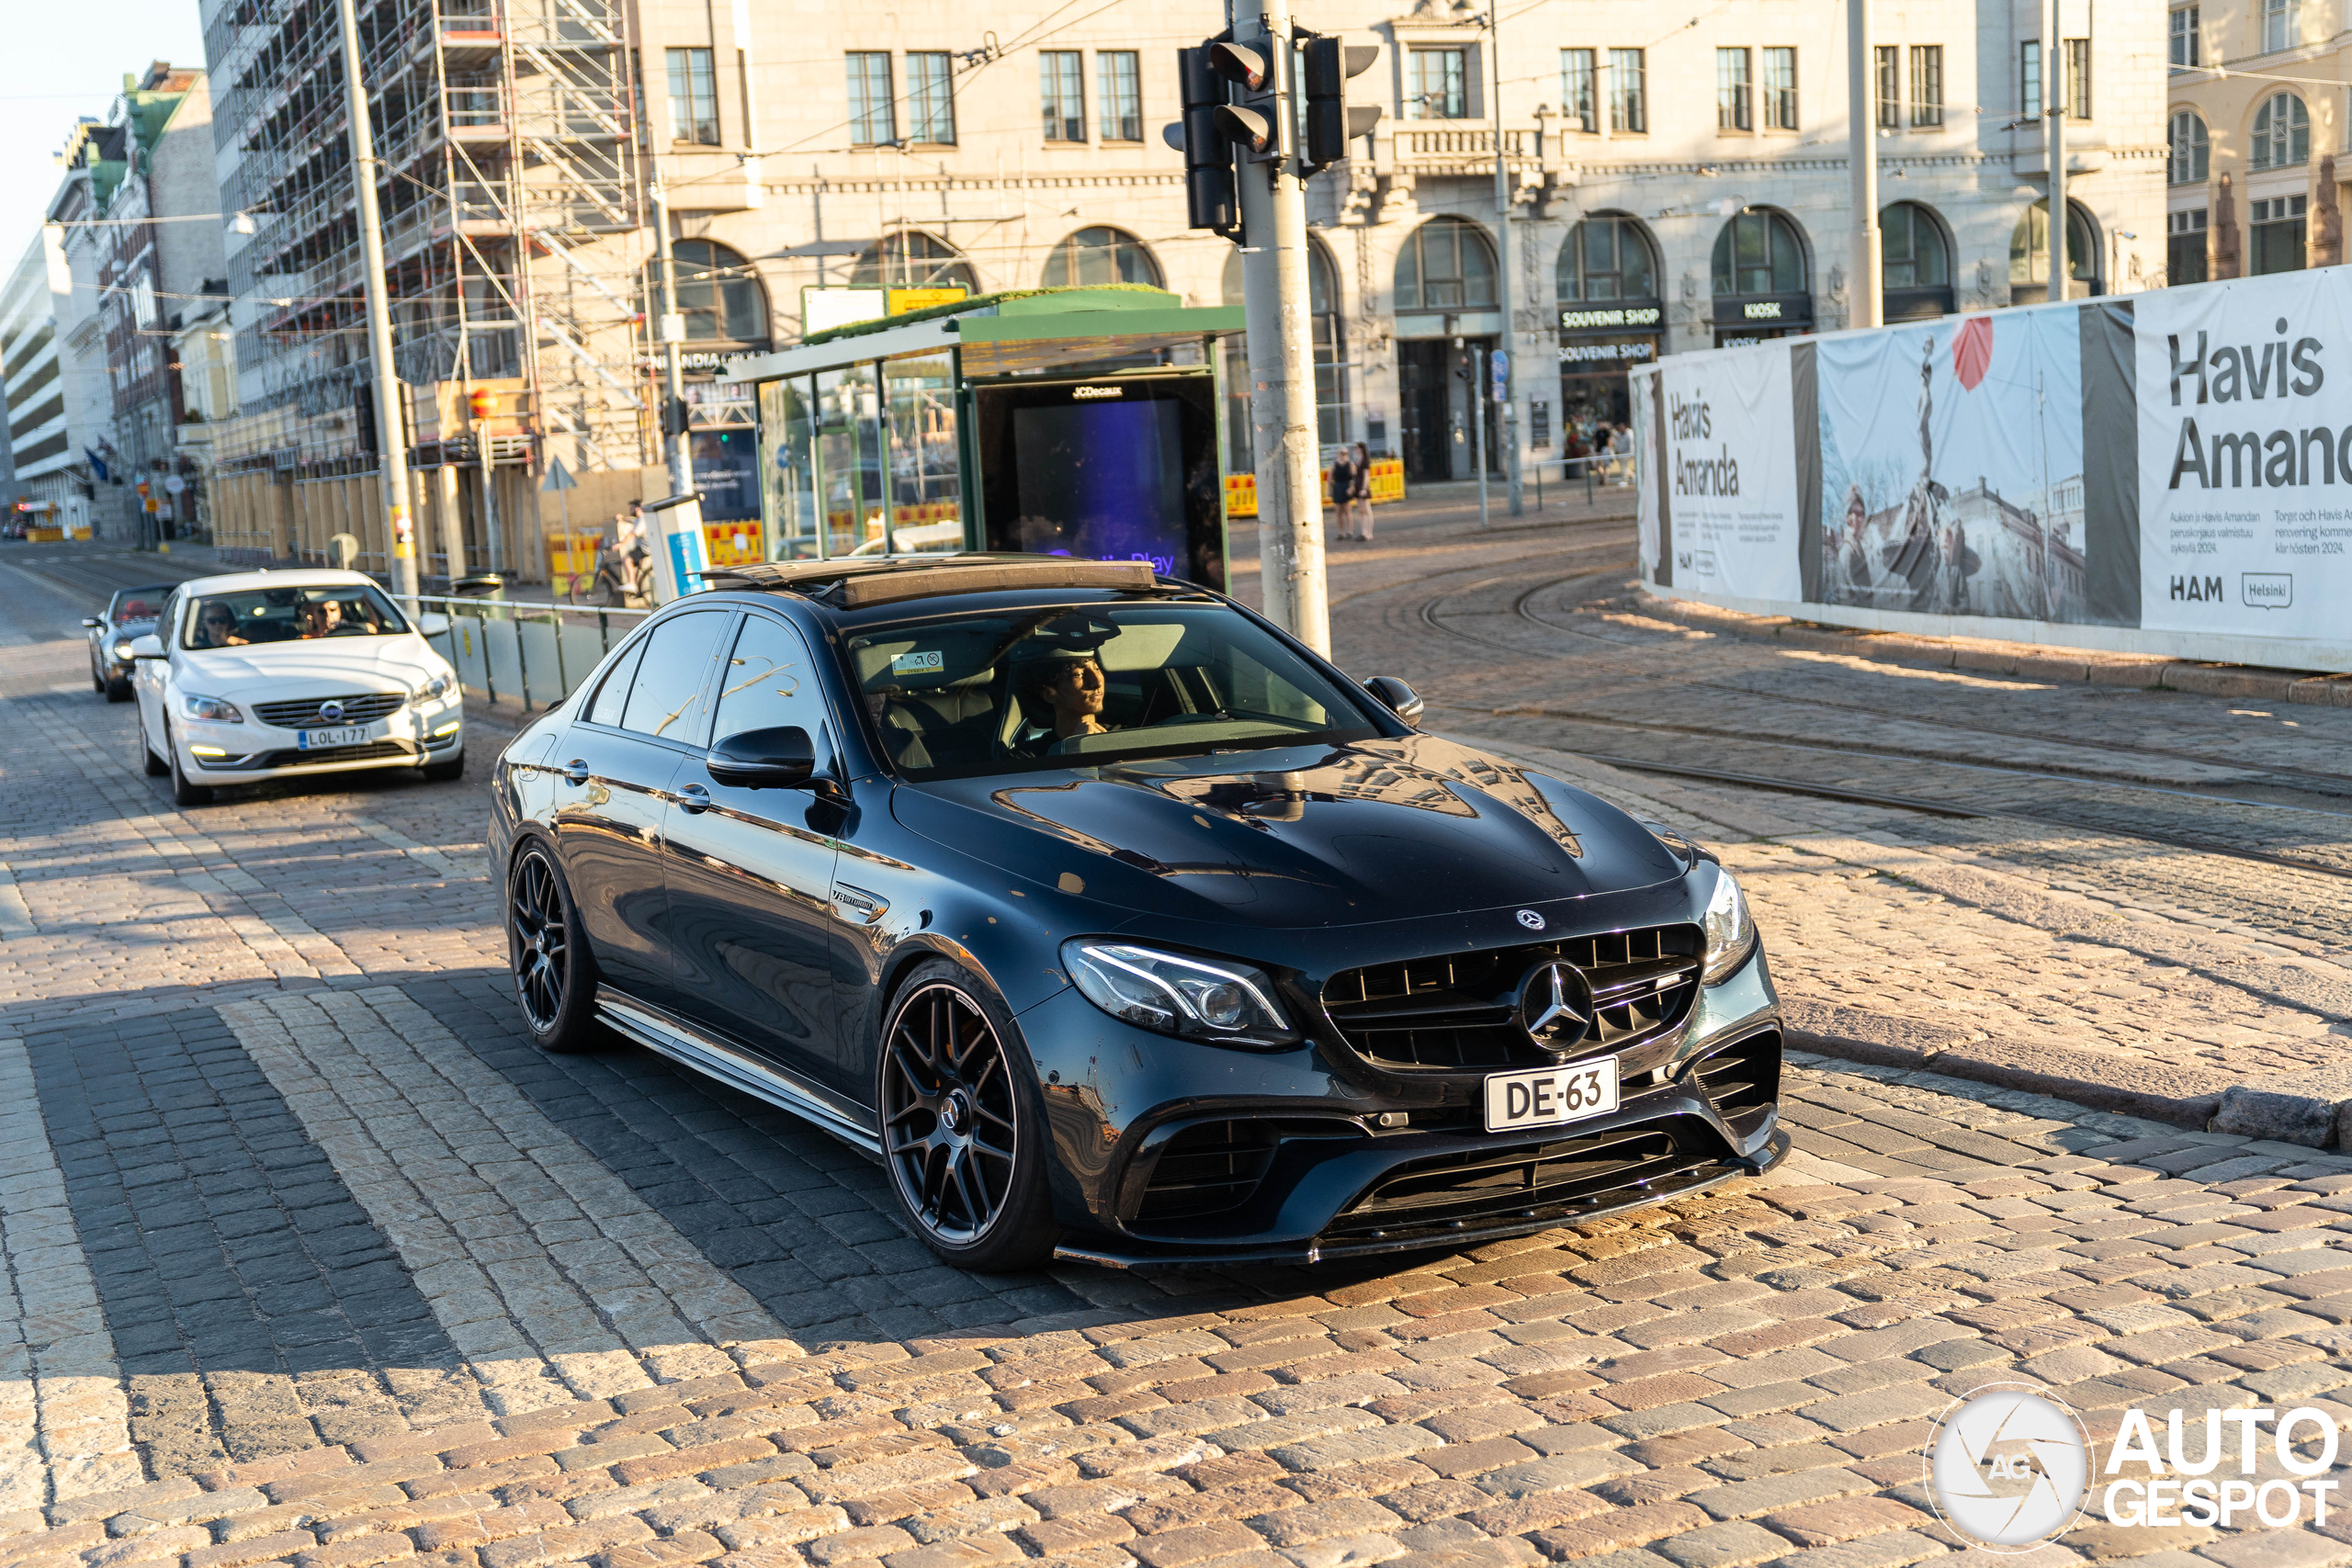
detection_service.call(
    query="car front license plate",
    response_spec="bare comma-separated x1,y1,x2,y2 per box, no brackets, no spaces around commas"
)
296,727,371,750
1485,1059,1619,1133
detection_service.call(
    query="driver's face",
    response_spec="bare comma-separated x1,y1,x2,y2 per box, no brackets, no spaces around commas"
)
1046,660,1105,715
199,612,235,643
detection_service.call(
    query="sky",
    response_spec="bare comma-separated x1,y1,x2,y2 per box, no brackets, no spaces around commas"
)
0,0,209,263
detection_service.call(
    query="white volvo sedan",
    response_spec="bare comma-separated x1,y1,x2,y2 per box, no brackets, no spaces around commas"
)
129,570,466,806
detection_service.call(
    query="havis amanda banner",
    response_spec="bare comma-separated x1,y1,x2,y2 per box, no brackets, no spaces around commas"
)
1632,273,2352,673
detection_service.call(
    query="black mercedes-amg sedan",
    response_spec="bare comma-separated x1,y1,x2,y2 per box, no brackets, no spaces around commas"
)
488,555,1786,1270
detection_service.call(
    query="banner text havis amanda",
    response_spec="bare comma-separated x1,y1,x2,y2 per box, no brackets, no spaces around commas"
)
1669,391,1742,497
2165,320,2348,491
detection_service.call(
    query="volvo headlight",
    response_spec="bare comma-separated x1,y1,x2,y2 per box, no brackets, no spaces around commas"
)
1061,940,1296,1048
181,694,244,724
1699,863,1756,984
416,672,453,703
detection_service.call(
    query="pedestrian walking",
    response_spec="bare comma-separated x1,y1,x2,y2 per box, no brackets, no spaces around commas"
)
1347,442,1374,542
1329,446,1359,540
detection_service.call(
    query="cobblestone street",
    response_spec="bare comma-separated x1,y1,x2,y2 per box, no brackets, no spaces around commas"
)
0,537,2347,1568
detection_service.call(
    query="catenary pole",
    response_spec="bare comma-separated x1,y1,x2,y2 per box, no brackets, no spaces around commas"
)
1489,9,1521,514
338,0,418,604
1846,0,1882,331
650,173,702,600
2046,0,2067,302
1235,0,1330,655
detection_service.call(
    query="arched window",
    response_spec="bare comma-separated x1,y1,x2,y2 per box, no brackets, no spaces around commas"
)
2169,111,2211,186
646,239,767,344
1880,204,1950,289
1710,209,1807,298
1040,226,1161,288
1394,216,1497,312
851,231,978,292
1557,215,1658,303
2252,93,2310,169
1223,240,1347,450
2009,199,2099,296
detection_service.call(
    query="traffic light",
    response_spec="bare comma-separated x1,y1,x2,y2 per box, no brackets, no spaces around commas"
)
1300,34,1381,175
1174,45,1239,235
1208,42,1283,163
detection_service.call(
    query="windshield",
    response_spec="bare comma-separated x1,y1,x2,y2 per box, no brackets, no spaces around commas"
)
110,587,172,626
844,601,1378,779
183,583,411,649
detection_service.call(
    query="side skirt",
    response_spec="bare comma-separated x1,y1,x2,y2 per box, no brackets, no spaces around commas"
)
595,987,883,1159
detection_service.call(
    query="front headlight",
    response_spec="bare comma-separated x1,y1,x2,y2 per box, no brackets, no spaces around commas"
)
1061,940,1296,1048
1699,863,1755,984
416,672,453,702
181,694,244,724
111,639,134,661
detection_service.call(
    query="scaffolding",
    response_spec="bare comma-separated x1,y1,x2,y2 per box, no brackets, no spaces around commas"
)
205,0,650,565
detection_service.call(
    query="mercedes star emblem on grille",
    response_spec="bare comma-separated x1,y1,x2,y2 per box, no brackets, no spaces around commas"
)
318,701,345,724
1515,960,1593,1053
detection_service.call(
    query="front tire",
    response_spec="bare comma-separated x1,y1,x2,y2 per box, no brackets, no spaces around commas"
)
506,843,600,1053
168,729,213,807
139,712,168,777
877,960,1057,1271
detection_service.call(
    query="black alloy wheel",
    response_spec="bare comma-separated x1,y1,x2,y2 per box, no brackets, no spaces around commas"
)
507,844,599,1052
879,962,1055,1269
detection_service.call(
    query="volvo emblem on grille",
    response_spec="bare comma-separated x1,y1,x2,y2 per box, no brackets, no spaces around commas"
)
317,700,345,724
1515,960,1593,1053
1515,908,1545,931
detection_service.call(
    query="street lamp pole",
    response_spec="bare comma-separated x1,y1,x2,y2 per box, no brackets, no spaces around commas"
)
2047,0,2067,300
1846,0,1882,330
1487,9,1521,515
337,0,418,605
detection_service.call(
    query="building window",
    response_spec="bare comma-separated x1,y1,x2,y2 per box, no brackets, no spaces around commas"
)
2168,111,2210,184
1097,51,1140,141
851,231,978,291
667,48,718,145
1763,48,1797,130
908,51,956,144
2021,40,2041,119
1716,49,1751,132
1874,46,1899,128
1408,48,1466,118
1561,49,1596,132
2009,200,2097,292
1880,202,1950,289
2263,0,2299,53
2170,6,2200,67
2167,209,2210,284
1609,49,1645,132
2065,39,2091,118
2251,194,2307,273
2252,92,2310,167
1712,209,1808,298
1394,215,1498,310
1041,51,1084,141
1041,226,1160,288
647,239,767,343
846,51,894,146
1910,46,1943,126
1557,215,1657,302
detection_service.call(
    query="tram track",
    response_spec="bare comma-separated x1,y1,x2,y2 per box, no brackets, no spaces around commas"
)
1396,566,2352,886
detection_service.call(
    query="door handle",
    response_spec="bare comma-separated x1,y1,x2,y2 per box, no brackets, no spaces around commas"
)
678,784,710,815
562,759,589,785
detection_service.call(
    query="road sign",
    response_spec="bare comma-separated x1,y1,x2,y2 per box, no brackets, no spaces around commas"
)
1491,350,1510,402
542,456,578,491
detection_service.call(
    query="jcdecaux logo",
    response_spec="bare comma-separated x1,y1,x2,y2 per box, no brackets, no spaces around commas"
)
1924,1383,2342,1551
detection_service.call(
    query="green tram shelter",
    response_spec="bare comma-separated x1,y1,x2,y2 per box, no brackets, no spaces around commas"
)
718,287,1247,591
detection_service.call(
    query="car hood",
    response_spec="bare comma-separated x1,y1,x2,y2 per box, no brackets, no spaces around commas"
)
175,634,450,695
890,733,1688,928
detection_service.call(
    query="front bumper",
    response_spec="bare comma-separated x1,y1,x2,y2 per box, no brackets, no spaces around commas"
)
177,708,464,779
1020,941,1786,1267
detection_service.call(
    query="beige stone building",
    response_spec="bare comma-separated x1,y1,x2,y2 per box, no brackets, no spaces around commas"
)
2165,0,2346,282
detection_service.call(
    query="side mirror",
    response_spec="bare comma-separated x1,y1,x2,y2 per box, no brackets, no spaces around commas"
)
130,634,165,660
707,725,817,790
1363,675,1423,727
416,612,452,637
81,617,105,631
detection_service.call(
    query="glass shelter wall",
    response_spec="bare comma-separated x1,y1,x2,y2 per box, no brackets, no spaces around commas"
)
884,354,965,555
758,354,971,562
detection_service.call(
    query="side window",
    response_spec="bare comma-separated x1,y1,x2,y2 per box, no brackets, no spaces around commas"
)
161,593,182,649
713,615,829,745
586,637,647,728
620,610,729,745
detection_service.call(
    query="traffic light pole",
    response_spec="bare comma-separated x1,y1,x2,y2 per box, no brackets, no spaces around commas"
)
649,174,705,602
1231,0,1330,657
1487,9,1521,516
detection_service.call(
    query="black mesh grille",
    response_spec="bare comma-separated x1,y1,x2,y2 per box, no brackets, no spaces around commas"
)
255,740,415,768
253,692,407,729
1328,1122,1715,1236
1135,1121,1280,1224
1692,1032,1780,1139
1323,925,1703,1071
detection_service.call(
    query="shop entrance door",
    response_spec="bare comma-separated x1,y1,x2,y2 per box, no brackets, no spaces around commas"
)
1397,340,1453,482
